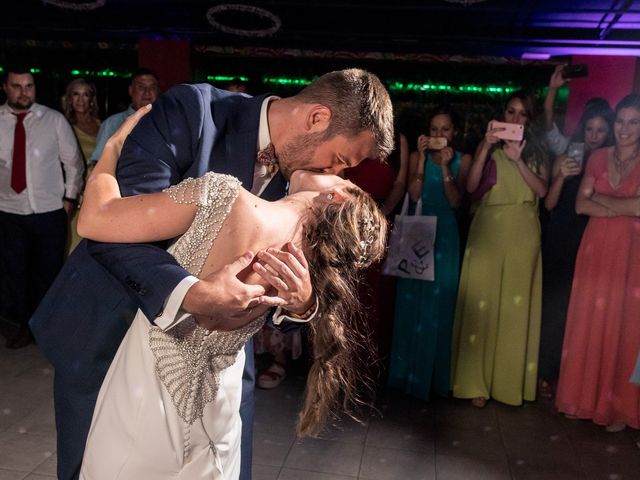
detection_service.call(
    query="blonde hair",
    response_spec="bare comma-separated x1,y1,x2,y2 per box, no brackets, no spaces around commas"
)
298,186,388,436
62,78,100,125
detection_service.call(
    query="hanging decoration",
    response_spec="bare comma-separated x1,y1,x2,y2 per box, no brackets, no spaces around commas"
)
443,0,489,6
206,4,281,37
42,0,106,11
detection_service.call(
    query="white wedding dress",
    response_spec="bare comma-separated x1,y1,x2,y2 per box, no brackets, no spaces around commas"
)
80,173,266,480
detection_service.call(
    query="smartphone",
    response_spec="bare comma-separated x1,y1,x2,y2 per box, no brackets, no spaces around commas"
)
488,121,524,141
426,137,448,150
562,64,589,79
566,142,585,166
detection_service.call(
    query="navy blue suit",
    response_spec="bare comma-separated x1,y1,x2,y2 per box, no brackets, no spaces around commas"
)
30,84,287,480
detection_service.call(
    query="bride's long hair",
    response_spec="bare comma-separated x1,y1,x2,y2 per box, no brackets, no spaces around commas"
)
297,186,387,437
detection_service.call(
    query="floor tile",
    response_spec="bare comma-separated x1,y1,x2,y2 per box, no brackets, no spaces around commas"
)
253,432,295,467
436,425,506,462
31,455,56,477
284,438,363,477
251,464,281,480
578,442,640,480
359,445,435,480
366,414,435,453
0,431,55,472
278,468,356,480
509,456,585,480
435,453,511,480
0,469,27,480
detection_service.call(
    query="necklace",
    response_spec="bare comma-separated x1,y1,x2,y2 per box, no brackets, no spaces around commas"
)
613,146,640,176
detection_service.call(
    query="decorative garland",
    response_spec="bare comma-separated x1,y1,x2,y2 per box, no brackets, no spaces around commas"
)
42,0,106,11
206,4,281,37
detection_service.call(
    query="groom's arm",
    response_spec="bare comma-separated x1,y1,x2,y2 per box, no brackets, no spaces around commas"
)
86,85,202,324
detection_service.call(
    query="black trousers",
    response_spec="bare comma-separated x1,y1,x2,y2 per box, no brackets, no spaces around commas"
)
0,209,67,326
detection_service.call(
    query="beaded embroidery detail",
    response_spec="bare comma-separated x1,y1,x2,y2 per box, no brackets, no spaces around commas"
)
148,172,266,425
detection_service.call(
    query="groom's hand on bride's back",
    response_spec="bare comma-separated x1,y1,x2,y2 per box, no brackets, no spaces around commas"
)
183,251,268,331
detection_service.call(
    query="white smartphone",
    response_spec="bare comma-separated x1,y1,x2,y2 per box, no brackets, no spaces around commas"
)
488,121,524,142
566,142,585,166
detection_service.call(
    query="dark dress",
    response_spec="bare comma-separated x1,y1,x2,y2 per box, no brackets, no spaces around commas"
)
539,168,588,382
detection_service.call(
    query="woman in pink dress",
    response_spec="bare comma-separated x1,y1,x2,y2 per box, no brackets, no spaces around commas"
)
555,94,640,432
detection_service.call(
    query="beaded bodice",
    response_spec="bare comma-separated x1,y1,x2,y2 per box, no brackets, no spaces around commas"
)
148,172,266,425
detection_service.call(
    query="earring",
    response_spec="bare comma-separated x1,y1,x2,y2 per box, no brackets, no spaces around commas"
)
327,192,334,201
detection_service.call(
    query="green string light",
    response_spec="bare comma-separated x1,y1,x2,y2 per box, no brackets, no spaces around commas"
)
206,75,249,82
262,76,314,86
388,81,517,95
68,69,132,78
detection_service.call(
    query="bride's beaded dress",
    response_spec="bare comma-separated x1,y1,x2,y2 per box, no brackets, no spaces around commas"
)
81,173,266,479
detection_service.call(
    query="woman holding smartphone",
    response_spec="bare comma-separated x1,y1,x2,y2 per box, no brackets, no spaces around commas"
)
538,102,614,398
555,94,640,432
388,105,471,400
451,91,549,407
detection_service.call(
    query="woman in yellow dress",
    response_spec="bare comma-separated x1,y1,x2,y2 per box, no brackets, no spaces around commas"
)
451,91,549,407
62,78,101,253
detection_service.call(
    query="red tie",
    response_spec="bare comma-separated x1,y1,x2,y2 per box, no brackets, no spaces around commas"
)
11,112,28,193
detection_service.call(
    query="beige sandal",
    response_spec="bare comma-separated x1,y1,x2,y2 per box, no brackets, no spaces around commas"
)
257,361,287,389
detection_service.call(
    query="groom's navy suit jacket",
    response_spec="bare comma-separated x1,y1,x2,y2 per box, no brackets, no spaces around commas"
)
30,85,285,480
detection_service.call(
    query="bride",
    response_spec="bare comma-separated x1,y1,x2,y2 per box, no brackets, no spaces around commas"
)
76,105,387,479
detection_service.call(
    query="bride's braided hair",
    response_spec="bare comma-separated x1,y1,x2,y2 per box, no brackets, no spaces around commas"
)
297,186,387,437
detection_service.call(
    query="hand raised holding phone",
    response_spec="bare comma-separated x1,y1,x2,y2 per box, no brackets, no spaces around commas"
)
417,135,448,153
488,120,524,141
559,157,582,178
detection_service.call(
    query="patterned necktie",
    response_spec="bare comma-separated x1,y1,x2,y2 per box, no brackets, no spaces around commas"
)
257,142,278,171
11,112,28,194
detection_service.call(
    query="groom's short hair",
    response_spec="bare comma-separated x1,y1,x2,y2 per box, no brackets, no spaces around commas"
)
294,69,394,159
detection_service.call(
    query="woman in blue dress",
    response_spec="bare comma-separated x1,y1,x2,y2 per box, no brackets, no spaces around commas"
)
388,105,472,399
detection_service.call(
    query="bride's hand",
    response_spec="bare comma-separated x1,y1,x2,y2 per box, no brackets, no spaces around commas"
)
104,104,152,157
252,242,314,315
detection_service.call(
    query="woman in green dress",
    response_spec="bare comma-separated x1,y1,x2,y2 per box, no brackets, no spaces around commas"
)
389,105,471,400
451,92,549,407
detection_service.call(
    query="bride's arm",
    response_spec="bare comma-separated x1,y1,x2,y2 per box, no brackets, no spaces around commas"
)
78,106,198,243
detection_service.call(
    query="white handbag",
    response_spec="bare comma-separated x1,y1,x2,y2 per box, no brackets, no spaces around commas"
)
382,194,437,281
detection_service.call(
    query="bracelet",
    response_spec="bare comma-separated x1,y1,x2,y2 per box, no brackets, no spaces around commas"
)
414,174,424,182
443,175,455,183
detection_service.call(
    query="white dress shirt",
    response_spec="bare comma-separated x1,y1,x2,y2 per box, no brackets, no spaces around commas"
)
0,103,84,214
156,96,315,331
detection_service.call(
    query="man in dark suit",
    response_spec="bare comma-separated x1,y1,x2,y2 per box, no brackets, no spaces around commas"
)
30,68,394,480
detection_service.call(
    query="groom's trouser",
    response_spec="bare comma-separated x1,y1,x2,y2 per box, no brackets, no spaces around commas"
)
32,242,257,480
31,242,137,480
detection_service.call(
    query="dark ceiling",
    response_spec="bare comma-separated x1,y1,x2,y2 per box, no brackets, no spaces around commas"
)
3,0,640,58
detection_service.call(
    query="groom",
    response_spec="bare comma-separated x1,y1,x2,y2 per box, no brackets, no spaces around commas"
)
30,68,394,480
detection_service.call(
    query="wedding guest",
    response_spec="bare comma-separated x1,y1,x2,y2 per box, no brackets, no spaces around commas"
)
90,68,158,164
555,94,640,432
62,78,101,168
452,91,548,407
0,66,83,348
388,106,471,399
543,64,609,156
538,100,614,398
61,78,101,253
